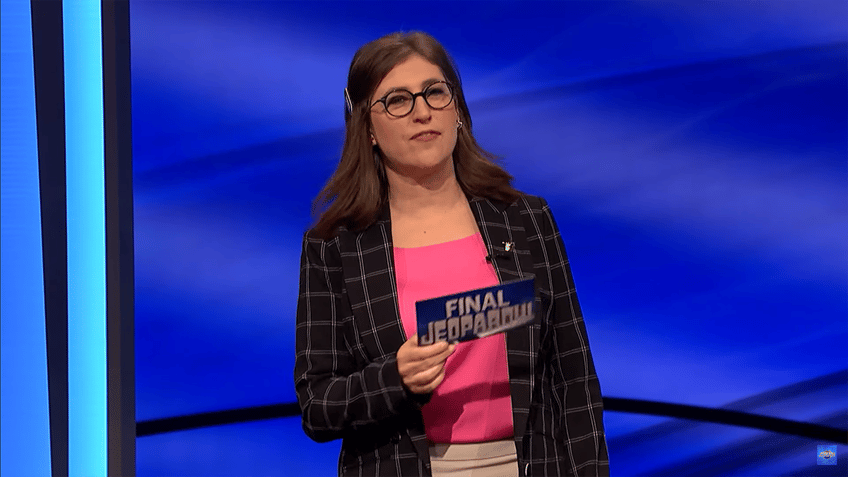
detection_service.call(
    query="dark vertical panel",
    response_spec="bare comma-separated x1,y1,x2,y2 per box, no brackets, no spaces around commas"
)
30,1,68,476
102,0,136,475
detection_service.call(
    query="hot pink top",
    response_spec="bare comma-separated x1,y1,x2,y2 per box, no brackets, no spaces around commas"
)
394,233,514,443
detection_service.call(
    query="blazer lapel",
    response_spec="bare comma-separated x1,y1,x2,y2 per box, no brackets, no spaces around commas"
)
469,198,536,283
471,198,539,454
338,211,406,359
337,208,430,463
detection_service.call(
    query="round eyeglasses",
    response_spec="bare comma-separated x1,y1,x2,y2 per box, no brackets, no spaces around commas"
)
370,81,454,118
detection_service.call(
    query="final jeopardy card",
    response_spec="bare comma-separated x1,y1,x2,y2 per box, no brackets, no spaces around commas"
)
416,278,536,344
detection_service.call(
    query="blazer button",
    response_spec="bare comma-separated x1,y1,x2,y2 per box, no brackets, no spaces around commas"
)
390,434,401,444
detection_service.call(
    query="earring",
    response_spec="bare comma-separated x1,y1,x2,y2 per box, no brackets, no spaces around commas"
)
456,119,463,129
370,134,376,145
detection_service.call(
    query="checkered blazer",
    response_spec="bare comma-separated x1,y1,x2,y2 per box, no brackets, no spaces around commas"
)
295,194,608,476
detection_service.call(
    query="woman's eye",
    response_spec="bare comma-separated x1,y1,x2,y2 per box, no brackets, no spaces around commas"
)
427,87,447,97
386,95,410,106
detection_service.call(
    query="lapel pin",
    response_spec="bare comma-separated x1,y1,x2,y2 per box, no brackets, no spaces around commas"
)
503,242,514,252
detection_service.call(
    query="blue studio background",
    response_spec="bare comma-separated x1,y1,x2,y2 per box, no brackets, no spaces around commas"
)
131,1,847,475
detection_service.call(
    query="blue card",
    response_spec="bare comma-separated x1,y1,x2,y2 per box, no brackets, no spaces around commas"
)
416,278,536,345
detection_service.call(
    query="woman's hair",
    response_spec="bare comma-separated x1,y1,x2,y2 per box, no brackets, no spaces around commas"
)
312,31,520,239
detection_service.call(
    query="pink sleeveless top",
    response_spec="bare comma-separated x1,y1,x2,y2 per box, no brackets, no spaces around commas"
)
394,233,514,443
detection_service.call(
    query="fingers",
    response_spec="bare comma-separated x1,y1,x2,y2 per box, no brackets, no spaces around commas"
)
398,335,451,365
397,335,456,394
405,364,446,394
398,349,450,383
418,345,453,369
402,335,450,357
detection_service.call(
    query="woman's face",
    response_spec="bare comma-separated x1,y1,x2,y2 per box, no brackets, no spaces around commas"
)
369,55,459,178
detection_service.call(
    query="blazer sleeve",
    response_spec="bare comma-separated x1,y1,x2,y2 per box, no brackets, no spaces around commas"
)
293,232,411,443
534,197,610,473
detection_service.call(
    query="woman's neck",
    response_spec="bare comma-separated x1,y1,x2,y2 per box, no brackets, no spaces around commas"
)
386,159,465,217
386,158,478,248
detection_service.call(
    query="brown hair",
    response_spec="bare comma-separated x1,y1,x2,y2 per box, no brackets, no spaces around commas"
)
312,31,520,239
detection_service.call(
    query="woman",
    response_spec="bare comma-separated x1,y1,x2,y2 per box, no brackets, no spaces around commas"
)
294,31,608,477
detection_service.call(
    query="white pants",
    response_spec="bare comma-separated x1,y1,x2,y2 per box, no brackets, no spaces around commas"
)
429,439,519,477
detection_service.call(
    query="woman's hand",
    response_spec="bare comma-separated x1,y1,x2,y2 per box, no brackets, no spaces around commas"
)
397,334,456,394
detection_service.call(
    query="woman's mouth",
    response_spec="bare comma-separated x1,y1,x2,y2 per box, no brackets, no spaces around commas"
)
411,130,440,141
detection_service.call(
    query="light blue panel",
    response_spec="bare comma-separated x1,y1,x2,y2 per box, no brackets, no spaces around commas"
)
63,0,106,475
0,0,52,475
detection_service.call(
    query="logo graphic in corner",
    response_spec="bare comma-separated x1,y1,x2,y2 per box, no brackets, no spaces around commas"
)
817,445,836,465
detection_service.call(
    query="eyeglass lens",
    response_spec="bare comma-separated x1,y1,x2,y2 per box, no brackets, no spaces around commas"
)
384,82,453,117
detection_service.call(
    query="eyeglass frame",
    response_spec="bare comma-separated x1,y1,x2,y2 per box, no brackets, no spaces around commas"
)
369,80,455,118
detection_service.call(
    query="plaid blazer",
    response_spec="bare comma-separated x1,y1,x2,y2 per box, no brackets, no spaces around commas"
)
295,195,608,476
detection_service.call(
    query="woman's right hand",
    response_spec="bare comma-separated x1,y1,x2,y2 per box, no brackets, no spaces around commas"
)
397,334,456,394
